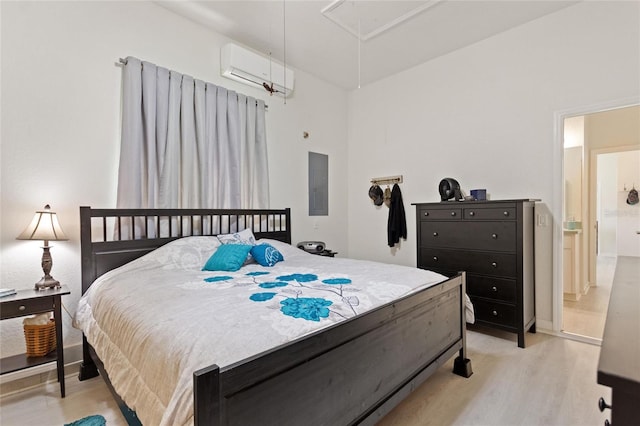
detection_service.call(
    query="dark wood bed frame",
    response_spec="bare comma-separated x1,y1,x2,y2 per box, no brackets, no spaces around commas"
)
78,206,472,425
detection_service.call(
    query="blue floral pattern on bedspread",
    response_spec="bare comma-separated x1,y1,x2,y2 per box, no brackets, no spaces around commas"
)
280,297,333,321
204,276,233,282
204,269,359,321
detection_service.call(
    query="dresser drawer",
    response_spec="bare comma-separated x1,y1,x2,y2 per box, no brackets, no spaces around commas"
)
420,221,516,252
463,206,516,220
418,207,462,220
471,297,516,328
419,248,517,277
467,274,516,303
0,297,54,320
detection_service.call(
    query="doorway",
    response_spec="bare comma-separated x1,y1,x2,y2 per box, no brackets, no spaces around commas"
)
559,105,640,341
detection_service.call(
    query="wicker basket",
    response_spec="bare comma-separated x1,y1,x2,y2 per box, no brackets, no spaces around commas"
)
23,319,56,357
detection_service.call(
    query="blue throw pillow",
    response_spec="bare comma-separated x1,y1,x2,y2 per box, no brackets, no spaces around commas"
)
202,244,253,272
250,243,284,267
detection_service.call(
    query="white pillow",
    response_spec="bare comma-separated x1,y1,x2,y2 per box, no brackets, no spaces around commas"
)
217,228,257,246
217,228,257,264
145,236,222,271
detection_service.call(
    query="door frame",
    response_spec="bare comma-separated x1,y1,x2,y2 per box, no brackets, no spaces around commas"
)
552,97,639,335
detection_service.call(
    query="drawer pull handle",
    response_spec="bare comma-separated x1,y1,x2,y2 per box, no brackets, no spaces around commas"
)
433,256,438,261
491,233,498,239
492,310,498,316
469,211,475,216
424,212,429,216
491,286,498,292
491,262,498,268
503,211,509,216
450,211,456,216
433,232,438,237
598,397,611,412
19,305,26,311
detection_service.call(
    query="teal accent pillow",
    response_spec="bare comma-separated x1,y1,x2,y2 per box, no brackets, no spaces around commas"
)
202,244,253,272
250,243,284,267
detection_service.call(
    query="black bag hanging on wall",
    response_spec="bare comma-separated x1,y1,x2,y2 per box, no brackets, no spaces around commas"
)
388,184,407,247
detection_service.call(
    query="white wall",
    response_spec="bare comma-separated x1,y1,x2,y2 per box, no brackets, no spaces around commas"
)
0,1,348,357
346,1,640,328
597,150,640,257
597,154,619,256
564,147,583,222
616,151,640,256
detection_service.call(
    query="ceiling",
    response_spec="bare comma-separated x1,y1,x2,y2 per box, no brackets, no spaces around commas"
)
156,1,579,90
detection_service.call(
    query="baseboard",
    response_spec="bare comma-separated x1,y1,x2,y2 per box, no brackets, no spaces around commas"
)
536,319,553,331
0,344,83,396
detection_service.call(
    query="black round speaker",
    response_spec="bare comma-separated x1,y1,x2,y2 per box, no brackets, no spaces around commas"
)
439,178,460,201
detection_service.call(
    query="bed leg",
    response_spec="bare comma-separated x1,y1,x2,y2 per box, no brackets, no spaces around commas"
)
78,336,99,381
453,354,473,378
193,364,221,426
453,272,473,378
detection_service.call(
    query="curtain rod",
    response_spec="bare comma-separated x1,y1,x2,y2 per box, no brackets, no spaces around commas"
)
117,58,268,109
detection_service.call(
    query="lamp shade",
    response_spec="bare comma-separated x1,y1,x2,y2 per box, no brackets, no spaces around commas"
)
17,204,68,242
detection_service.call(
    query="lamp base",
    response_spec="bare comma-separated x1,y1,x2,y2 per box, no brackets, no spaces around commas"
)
35,275,61,290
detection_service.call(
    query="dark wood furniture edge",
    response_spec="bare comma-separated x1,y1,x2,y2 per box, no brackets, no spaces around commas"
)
597,257,640,425
410,198,541,206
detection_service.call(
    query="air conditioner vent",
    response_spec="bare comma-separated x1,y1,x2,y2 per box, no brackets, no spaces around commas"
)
221,43,294,98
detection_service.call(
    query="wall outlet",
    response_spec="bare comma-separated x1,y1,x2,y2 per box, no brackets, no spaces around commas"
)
536,213,548,227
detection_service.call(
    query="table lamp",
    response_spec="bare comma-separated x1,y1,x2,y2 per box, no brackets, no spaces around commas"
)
17,204,68,290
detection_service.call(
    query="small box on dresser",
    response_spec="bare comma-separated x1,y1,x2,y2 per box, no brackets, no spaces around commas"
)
413,199,538,348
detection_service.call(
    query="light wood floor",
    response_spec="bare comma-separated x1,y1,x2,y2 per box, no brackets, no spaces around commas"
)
563,256,615,339
0,329,610,426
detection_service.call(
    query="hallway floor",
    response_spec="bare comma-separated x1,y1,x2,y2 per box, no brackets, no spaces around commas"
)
562,255,615,339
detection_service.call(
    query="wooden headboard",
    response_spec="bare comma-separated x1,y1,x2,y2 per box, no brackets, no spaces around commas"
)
80,207,291,295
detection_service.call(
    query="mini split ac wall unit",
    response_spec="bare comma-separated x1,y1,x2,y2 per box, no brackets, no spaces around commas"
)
221,43,295,98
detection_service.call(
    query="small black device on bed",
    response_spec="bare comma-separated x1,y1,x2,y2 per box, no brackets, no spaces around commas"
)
439,178,463,201
297,241,325,253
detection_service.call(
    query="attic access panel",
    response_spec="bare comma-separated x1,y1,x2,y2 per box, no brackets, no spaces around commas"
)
321,0,443,41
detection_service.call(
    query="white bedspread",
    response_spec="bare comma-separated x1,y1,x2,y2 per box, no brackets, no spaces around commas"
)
73,237,468,426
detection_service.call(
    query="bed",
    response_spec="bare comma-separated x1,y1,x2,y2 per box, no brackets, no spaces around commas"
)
75,207,472,425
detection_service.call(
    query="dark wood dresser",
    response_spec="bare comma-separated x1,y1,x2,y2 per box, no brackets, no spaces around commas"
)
414,199,537,348
597,256,640,425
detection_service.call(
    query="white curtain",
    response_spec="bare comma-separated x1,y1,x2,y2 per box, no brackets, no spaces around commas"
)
116,57,270,211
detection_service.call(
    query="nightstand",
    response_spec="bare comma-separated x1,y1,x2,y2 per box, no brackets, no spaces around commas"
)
0,286,70,397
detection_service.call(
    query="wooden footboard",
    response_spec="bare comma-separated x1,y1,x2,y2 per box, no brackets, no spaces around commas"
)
194,273,471,426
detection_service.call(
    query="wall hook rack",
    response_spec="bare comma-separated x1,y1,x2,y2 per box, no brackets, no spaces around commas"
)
370,175,403,186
